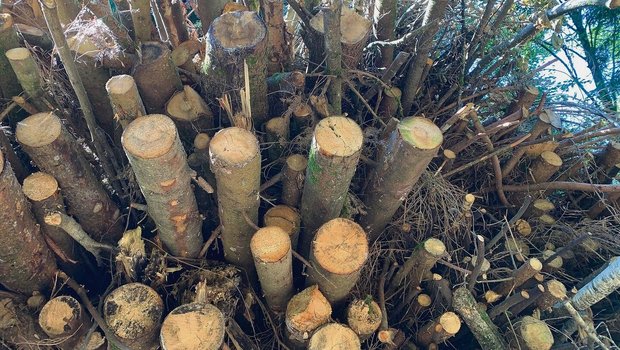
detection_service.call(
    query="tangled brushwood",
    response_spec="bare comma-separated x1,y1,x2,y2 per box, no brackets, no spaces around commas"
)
0,0,620,349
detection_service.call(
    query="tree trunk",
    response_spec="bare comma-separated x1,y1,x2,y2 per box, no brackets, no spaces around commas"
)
103,283,164,350
390,238,446,292
323,1,343,114
374,0,397,67
209,127,261,272
155,0,189,47
5,47,50,112
0,14,22,103
261,0,290,74
263,205,301,249
0,129,27,182
416,312,461,347
128,0,154,42
452,287,508,350
285,285,332,348
281,154,307,208
106,74,147,129
122,114,204,258
194,0,227,33
346,299,382,341
38,295,92,349
506,316,554,350
571,255,620,311
204,11,269,126
308,323,361,350
160,302,225,350
133,41,183,114
299,116,363,256
306,218,369,305
16,112,123,242
360,117,443,241
250,226,294,311
0,152,56,294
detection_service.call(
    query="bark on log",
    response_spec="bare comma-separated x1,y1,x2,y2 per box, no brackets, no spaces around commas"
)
204,11,269,125
103,283,164,350
128,0,154,42
0,129,27,183
194,0,227,33
537,279,566,311
524,198,555,218
308,323,362,350
415,312,461,347
250,226,294,312
122,114,203,258
155,0,189,47
361,117,443,241
165,85,214,140
264,116,289,163
530,151,562,183
38,295,92,349
0,14,22,103
299,116,363,256
390,238,446,292
16,112,123,242
506,316,554,350
306,218,369,305
571,255,620,311
378,86,402,122
285,285,332,348
281,154,307,208
210,127,261,272
506,86,539,116
494,258,543,297
263,205,301,250
160,302,225,350
452,287,508,350
0,151,56,294
261,0,290,74
291,103,313,138
346,299,382,341
374,0,397,67
133,41,183,113
5,47,50,112
106,74,147,129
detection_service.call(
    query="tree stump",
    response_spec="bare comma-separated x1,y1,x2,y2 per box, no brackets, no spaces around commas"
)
346,299,382,341
308,323,361,350
39,295,91,349
160,303,225,350
285,285,332,348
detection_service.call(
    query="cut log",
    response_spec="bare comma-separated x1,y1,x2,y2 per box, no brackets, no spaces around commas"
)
22,172,79,272
524,198,555,218
194,0,227,33
514,219,532,237
308,323,361,350
541,249,563,273
416,312,461,347
0,151,56,293
506,316,553,350
205,11,269,125
506,86,539,116
505,237,530,262
299,116,363,255
306,218,369,305
0,14,22,103
155,0,189,47
128,0,154,42
536,279,566,311
263,205,301,249
494,258,543,297
378,86,402,122
5,47,50,111
361,117,443,241
530,151,562,183
291,103,314,137
106,74,147,129
281,154,307,208
165,85,214,139
390,238,446,292
488,290,529,319
171,39,202,72
261,0,290,73
16,112,123,242
133,41,183,113
39,295,91,349
160,302,225,350
571,255,620,311
210,127,261,272
346,299,382,341
264,116,289,162
452,287,508,350
374,0,397,67
103,283,164,350
285,285,332,347
122,114,204,258
251,226,294,311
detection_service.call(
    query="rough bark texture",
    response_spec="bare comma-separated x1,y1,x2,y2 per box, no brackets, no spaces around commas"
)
156,0,189,47
250,226,294,311
572,255,620,310
261,0,290,74
106,74,147,129
160,303,225,350
416,312,461,347
122,114,203,258
299,116,363,256
0,14,22,103
375,0,397,67
281,154,307,208
361,117,443,241
195,0,228,32
5,47,50,112
494,258,543,297
133,41,183,114
308,323,361,350
530,151,562,183
285,285,332,348
209,127,261,272
204,11,269,125
128,0,154,42
0,130,27,182
306,218,369,305
390,238,446,291
38,295,92,349
506,86,539,116
536,279,566,310
16,112,123,242
0,152,56,294
453,287,508,350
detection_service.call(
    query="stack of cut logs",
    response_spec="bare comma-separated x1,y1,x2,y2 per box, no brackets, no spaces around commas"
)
0,0,619,349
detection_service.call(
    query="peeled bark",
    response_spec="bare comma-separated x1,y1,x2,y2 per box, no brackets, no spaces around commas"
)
346,299,382,341
204,11,269,125
572,255,620,311
0,14,22,102
5,47,50,112
103,283,164,350
122,114,203,258
261,0,290,73
308,323,361,350
16,112,123,242
494,258,543,297
416,312,461,347
453,287,508,350
39,295,92,349
361,117,443,241
0,152,56,294
165,85,214,140
250,226,294,311
128,0,154,42
210,127,261,272
263,205,301,249
285,285,332,347
299,116,363,256
281,154,307,208
506,316,554,350
106,74,147,129
155,0,189,47
194,0,227,33
133,41,183,113
160,302,225,350
530,151,562,183
306,218,369,305
390,238,446,292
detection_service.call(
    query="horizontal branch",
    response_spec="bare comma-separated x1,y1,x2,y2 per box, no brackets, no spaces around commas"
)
483,182,620,193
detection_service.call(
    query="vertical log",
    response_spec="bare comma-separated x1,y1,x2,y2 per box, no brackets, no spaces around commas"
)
106,74,147,129
0,151,56,293
250,226,294,311
506,316,554,350
281,154,307,208
128,0,154,42
494,258,543,297
194,0,227,32
299,116,363,256
39,295,92,349
103,283,164,350
346,299,382,341
261,0,290,74
306,218,369,305
0,14,22,102
160,303,225,350
308,323,361,350
133,41,183,113
415,312,461,347
5,47,50,112
16,112,123,242
361,117,443,241
204,11,269,125
378,86,402,122
374,0,397,67
55,0,81,27
122,114,203,258
389,238,446,292
285,285,332,348
452,287,508,350
209,127,261,272
263,205,301,249
264,116,289,163
155,0,189,47
323,1,342,114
